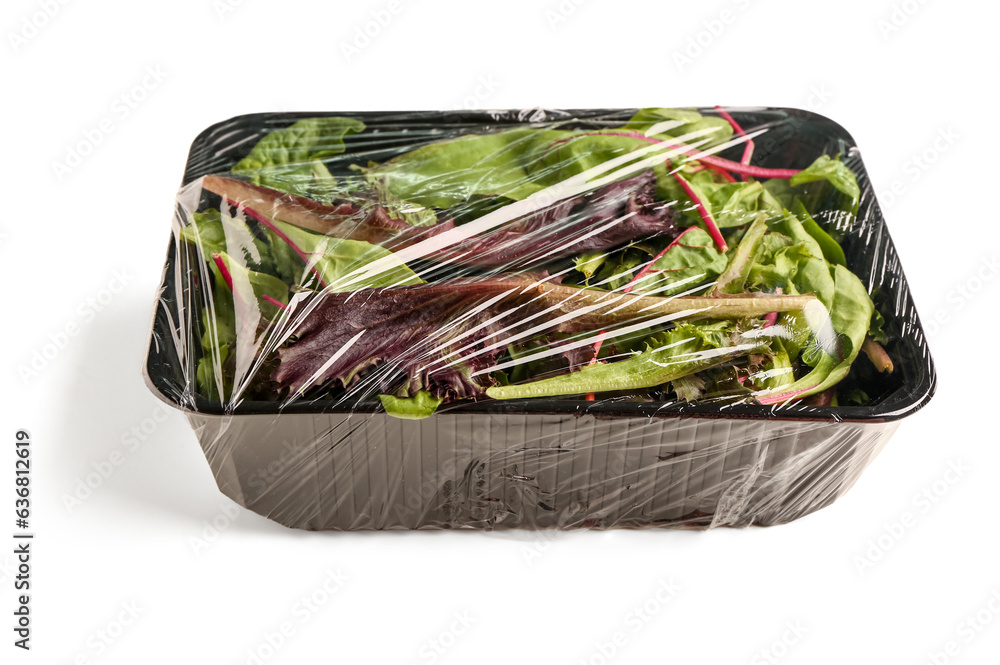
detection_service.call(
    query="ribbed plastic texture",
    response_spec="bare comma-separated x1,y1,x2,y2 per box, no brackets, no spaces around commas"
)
144,108,935,530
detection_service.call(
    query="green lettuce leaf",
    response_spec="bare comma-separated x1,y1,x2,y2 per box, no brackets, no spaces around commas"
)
486,321,762,399
714,212,769,295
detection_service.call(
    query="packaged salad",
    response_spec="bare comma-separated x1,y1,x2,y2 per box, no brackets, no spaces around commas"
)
144,107,935,530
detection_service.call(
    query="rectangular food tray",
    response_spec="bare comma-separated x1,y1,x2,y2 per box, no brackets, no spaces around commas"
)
143,108,936,530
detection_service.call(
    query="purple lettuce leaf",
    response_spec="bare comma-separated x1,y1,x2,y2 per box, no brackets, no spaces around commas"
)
428,170,676,268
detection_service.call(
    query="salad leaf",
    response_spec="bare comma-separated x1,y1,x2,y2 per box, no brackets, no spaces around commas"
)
368,128,554,208
573,250,608,281
379,391,443,419
259,217,423,291
232,117,365,200
714,213,769,295
670,373,707,402
623,108,734,147
271,278,818,399
757,264,874,403
789,154,860,214
354,166,439,228
201,175,455,247
428,170,675,268
627,227,729,296
868,310,888,344
486,321,762,399
792,199,847,267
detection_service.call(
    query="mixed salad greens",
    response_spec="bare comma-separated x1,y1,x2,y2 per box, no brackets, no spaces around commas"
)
179,108,894,418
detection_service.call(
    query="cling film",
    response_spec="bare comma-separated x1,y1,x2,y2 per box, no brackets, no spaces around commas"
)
144,108,935,530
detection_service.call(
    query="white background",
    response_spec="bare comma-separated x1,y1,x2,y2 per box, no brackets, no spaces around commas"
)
2,0,998,663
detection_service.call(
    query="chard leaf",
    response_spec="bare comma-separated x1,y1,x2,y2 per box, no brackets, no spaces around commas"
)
632,228,729,296
262,218,423,291
180,208,276,275
232,117,365,200
379,391,443,419
211,251,289,318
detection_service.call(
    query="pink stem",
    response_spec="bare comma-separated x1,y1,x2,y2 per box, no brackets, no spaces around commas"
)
714,106,755,171
761,287,782,328
211,253,234,291
224,198,327,289
262,294,289,311
757,387,810,405
670,164,728,253
213,253,289,313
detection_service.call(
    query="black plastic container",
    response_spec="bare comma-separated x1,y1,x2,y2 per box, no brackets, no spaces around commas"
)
144,108,935,530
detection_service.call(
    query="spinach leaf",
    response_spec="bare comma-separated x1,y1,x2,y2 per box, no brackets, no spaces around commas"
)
624,108,733,147
369,128,554,208
232,117,365,201
792,199,846,267
789,154,860,214
757,264,874,403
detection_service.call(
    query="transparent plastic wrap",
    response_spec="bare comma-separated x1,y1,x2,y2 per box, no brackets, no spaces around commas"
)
143,108,935,530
